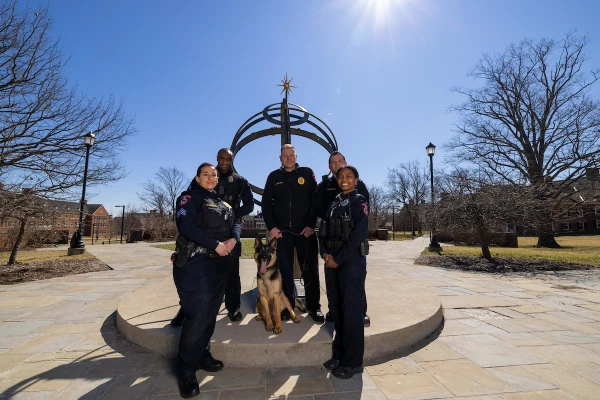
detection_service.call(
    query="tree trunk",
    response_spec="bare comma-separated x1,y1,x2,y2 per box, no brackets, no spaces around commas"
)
537,230,560,248
8,219,27,265
474,213,493,261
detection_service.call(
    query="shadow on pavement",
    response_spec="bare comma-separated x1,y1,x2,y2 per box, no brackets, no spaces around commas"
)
1,312,366,399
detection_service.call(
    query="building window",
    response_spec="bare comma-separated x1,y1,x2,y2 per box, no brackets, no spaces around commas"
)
561,223,570,231
577,222,585,231
597,220,600,229
596,206,600,215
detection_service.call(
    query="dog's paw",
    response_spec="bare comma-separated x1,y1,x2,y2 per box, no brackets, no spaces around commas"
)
292,316,301,323
255,314,263,321
265,323,274,332
273,325,282,334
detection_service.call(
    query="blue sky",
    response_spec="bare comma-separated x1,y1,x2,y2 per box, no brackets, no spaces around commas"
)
34,0,600,216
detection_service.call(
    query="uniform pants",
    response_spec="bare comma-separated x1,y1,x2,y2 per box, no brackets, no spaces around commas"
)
224,241,242,313
173,256,228,378
325,257,366,368
278,231,321,313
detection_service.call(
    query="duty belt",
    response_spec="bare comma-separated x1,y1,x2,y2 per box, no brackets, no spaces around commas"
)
325,240,345,249
190,246,221,259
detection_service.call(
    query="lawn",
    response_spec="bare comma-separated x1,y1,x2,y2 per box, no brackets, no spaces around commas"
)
388,232,417,241
427,235,600,267
153,238,257,259
0,249,94,264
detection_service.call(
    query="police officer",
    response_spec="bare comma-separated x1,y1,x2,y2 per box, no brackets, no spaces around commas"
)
316,151,371,326
173,163,241,398
262,144,324,323
170,149,253,325
319,165,368,380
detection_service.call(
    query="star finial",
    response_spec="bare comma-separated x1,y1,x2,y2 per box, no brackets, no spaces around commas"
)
277,73,296,96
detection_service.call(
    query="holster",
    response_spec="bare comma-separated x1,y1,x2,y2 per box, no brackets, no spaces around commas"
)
360,240,369,256
174,235,196,269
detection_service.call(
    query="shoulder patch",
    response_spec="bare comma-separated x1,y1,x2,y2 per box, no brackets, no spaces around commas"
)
179,195,192,206
361,202,369,216
177,208,187,217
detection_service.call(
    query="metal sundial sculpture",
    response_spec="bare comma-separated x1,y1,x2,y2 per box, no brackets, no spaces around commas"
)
231,75,338,206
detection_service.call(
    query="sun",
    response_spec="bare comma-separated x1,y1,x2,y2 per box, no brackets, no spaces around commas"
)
346,0,423,40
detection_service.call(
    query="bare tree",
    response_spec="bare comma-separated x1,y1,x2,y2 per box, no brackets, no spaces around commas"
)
387,161,429,237
436,169,542,261
0,188,55,264
137,167,187,219
449,33,600,247
367,185,390,229
0,1,135,263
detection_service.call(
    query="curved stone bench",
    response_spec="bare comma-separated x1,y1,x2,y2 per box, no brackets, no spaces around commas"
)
116,256,442,367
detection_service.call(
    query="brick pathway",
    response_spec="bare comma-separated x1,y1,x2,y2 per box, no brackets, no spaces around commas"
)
1,239,600,399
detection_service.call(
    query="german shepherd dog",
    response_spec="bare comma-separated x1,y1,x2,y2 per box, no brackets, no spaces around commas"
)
254,237,303,334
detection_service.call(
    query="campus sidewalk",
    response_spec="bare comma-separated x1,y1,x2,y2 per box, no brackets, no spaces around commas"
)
1,239,600,399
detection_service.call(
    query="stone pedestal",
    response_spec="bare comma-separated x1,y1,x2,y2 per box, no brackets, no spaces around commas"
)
67,248,86,256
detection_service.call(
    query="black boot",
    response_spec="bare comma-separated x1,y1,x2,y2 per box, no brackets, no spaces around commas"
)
333,365,363,379
307,309,325,323
228,309,243,322
196,357,224,372
325,311,333,322
177,375,199,398
170,307,185,327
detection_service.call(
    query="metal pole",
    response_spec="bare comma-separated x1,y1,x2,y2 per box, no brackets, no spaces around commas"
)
91,222,94,245
392,204,395,241
120,207,125,244
70,144,91,249
429,154,440,248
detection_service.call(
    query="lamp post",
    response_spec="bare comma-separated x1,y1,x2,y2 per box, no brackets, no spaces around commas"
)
115,205,125,244
426,142,441,249
68,131,96,255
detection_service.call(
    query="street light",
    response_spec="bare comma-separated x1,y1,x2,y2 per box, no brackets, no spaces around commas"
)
68,131,96,255
115,205,125,244
426,142,441,249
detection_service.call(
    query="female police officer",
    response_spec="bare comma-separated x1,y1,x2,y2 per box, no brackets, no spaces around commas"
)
173,162,240,398
318,165,369,380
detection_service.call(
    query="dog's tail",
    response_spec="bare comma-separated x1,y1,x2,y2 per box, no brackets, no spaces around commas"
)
294,299,306,312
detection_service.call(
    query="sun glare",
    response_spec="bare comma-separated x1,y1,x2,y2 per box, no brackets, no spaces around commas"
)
345,0,425,44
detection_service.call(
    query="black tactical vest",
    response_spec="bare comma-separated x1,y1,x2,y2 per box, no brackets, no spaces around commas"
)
216,171,243,208
196,196,234,242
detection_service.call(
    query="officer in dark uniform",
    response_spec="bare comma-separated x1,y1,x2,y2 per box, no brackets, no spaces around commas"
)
316,151,371,326
173,162,241,398
170,149,253,326
319,165,369,380
262,144,324,323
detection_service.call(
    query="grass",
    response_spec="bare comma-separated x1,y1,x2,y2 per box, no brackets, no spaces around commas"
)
424,235,600,267
0,250,94,264
153,238,257,259
388,232,416,241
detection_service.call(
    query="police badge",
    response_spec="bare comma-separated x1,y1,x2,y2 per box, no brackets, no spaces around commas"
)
228,176,234,183
341,199,349,206
298,177,305,185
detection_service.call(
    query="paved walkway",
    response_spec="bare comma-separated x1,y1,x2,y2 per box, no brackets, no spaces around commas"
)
1,239,600,399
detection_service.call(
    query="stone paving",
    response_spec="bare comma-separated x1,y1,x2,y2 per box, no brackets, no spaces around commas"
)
0,239,600,399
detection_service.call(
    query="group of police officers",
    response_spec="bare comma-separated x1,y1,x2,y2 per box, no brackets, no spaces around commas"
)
172,146,370,398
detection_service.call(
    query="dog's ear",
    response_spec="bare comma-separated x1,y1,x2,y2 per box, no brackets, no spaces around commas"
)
254,236,262,249
269,238,277,250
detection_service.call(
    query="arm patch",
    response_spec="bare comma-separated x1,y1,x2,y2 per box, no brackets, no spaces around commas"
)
179,195,192,206
361,202,369,216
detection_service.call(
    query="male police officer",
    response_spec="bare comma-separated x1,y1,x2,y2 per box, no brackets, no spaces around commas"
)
171,148,254,326
316,151,371,326
262,144,324,323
